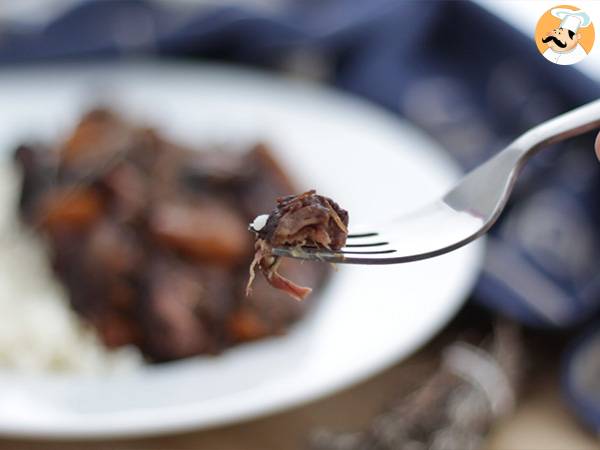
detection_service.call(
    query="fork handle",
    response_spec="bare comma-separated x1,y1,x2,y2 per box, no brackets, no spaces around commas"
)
516,98,600,158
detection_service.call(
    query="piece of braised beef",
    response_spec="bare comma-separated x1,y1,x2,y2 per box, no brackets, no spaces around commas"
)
247,190,348,301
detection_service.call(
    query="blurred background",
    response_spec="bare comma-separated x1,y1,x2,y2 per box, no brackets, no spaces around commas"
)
0,0,600,449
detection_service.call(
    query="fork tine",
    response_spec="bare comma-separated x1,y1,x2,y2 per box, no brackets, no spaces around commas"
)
345,241,389,248
270,246,341,261
341,249,396,254
270,245,399,263
347,232,378,238
271,243,396,258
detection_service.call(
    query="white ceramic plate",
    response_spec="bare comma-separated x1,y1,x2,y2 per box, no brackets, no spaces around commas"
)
0,62,484,439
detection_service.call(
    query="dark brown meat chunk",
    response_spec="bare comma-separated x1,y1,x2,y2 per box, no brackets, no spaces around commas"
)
13,108,329,362
13,144,56,220
247,190,348,301
149,199,251,267
59,108,135,170
140,259,235,361
35,187,105,233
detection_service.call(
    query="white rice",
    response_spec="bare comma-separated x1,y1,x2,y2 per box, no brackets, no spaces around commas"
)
0,162,143,374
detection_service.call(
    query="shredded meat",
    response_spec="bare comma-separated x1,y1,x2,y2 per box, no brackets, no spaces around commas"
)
247,190,349,301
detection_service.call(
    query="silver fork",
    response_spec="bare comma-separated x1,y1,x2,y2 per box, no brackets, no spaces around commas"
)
272,99,600,264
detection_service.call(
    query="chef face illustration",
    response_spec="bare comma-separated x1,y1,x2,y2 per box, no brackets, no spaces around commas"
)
542,26,580,53
535,6,594,66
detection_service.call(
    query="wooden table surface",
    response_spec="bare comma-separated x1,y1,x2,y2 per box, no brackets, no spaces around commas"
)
0,339,597,450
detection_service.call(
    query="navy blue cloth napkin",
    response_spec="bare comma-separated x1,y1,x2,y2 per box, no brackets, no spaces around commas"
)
1,0,599,431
